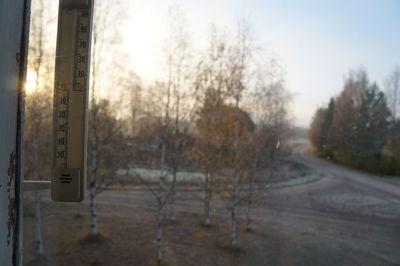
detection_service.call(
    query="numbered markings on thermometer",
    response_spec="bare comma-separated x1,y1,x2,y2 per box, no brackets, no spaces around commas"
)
52,1,94,202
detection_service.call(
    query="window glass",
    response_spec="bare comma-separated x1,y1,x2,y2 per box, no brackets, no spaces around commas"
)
23,1,400,265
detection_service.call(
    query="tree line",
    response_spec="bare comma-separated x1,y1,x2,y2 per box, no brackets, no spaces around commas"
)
309,67,400,175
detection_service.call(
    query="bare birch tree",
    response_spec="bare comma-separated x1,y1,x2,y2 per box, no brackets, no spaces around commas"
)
193,22,256,245
163,7,193,222
87,0,125,236
221,21,256,246
126,10,194,262
192,26,233,226
126,78,173,265
194,21,291,245
136,81,171,265
244,59,290,231
154,81,170,265
129,71,192,265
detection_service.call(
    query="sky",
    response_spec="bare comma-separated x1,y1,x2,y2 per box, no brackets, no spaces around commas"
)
28,0,400,126
118,0,400,126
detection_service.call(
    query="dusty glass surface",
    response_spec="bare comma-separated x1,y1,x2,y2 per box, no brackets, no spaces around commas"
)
22,0,400,265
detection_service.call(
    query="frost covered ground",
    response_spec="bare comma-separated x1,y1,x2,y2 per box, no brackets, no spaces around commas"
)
23,153,400,266
118,167,205,183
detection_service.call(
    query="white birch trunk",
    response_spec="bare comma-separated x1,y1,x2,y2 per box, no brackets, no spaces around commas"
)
90,187,97,235
231,198,238,246
157,143,166,264
231,99,241,246
89,104,98,236
169,168,177,222
33,131,43,258
245,193,253,231
35,190,43,258
231,187,238,246
246,172,255,231
203,171,212,225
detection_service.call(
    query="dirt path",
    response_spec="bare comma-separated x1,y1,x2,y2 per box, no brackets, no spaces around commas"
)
253,152,400,266
290,153,400,199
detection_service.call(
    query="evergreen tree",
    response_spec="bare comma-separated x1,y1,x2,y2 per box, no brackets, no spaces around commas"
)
328,70,368,165
320,98,335,156
353,83,390,168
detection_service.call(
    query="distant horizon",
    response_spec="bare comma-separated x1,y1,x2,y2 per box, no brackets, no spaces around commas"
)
121,0,400,127
30,0,400,127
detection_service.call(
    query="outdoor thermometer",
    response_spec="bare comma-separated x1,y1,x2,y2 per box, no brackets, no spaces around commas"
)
52,0,94,202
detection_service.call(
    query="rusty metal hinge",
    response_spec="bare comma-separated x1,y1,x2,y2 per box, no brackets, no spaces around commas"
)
8,152,16,178
6,152,16,246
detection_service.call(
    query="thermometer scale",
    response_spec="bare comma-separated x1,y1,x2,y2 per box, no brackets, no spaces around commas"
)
52,0,94,202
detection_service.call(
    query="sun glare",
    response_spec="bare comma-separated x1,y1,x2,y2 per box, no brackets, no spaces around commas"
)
25,71,37,93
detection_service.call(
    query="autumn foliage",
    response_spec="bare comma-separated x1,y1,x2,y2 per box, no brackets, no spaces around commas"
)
309,69,400,175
